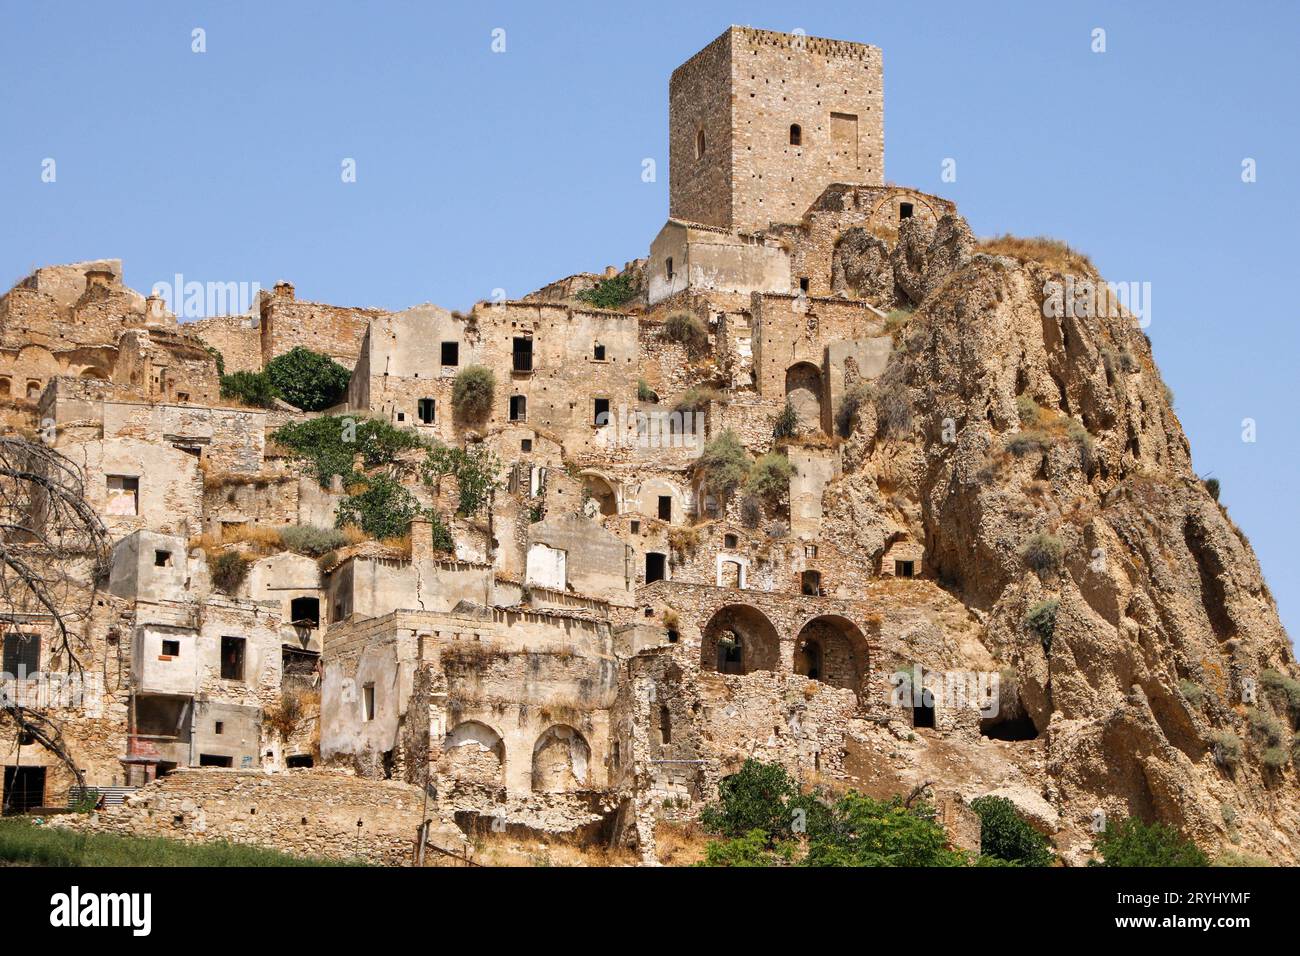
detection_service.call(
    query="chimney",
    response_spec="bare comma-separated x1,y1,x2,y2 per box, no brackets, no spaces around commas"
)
145,293,170,325
273,280,295,301
409,515,435,565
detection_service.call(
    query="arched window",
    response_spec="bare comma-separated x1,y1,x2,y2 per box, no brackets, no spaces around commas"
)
789,123,802,146
695,128,705,159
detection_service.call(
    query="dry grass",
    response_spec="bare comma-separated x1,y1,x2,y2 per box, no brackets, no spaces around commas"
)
654,820,709,866
978,234,1096,275
472,833,639,868
378,533,412,558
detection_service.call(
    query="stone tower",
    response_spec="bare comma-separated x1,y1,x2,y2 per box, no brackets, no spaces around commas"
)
669,26,884,234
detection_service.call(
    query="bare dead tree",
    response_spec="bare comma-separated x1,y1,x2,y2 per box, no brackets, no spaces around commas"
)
0,436,109,798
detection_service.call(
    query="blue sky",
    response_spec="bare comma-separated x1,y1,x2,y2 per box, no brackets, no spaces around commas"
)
2,1,1297,639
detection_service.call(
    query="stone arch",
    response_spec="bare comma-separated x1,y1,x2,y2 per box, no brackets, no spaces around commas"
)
531,724,591,792
700,604,780,676
578,470,618,517
443,720,506,786
79,366,109,380
793,614,869,697
785,362,823,431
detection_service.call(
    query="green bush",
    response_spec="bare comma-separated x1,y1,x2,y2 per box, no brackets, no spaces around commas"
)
279,524,350,557
773,400,798,439
451,366,495,422
1025,598,1060,654
1260,668,1300,721
575,272,639,310
335,475,418,539
1209,729,1243,769
265,347,352,411
220,370,278,408
746,452,794,504
662,311,708,351
695,429,751,498
1246,706,1287,749
429,511,454,553
700,759,801,841
1178,679,1205,709
210,551,251,594
1020,533,1064,573
1093,817,1208,867
803,792,968,867
1204,477,1221,501
272,416,427,486
698,829,796,867
970,796,1055,866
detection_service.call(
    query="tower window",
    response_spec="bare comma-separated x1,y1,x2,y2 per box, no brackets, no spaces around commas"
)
665,257,674,281
593,398,611,425
512,337,533,372
441,342,459,366
899,202,914,220
509,395,527,422
417,398,435,424
789,123,802,146
695,128,705,159
593,343,606,361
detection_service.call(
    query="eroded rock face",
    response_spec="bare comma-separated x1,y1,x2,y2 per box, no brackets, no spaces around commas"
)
831,227,894,302
833,229,1299,861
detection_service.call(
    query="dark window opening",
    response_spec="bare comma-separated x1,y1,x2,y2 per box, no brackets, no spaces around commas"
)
287,755,314,768
441,342,459,366
199,754,233,768
594,398,610,426
521,438,532,452
799,642,822,681
417,398,435,424
363,683,376,721
718,640,743,675
396,412,405,422
801,569,822,596
667,629,679,644
161,639,181,658
512,337,533,372
645,552,666,583
154,550,172,567
665,257,674,281
657,495,672,521
659,705,672,745
2,633,40,677
723,533,738,548
290,597,320,628
3,766,46,814
630,520,640,533
899,202,914,220
593,344,606,361
510,395,527,422
214,721,224,735
912,682,935,729
895,560,915,579
980,714,1039,742
220,636,246,681
799,277,810,293
789,123,802,145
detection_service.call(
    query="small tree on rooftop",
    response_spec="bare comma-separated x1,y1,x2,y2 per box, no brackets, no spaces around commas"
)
335,475,418,540
265,347,352,412
451,365,495,422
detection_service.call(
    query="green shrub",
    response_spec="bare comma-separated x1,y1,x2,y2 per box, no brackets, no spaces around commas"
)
335,475,418,539
700,759,800,841
1259,668,1300,721
202,344,225,376
1020,533,1064,574
279,524,350,557
1209,729,1243,769
1016,395,1041,426
698,828,796,867
803,792,968,867
1246,706,1287,749
1005,431,1051,457
575,272,639,309
1093,817,1208,867
451,365,495,421
210,551,251,594
1261,746,1290,770
220,370,278,408
264,347,352,411
969,796,1055,866
1204,477,1221,501
1178,679,1205,709
695,429,751,498
422,442,501,516
662,311,708,351
1025,598,1060,654
773,400,798,439
429,511,454,553
746,452,794,504
272,416,427,486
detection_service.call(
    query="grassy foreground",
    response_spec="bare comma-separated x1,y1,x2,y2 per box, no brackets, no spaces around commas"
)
0,818,360,867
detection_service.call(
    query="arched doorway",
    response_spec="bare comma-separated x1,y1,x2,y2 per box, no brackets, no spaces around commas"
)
443,721,506,786
700,604,781,675
785,362,823,431
579,471,618,517
531,724,591,792
793,614,869,698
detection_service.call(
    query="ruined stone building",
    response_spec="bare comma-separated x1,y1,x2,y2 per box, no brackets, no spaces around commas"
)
2,25,1297,866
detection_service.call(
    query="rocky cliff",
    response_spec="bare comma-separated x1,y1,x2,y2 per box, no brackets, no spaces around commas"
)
830,214,1299,863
